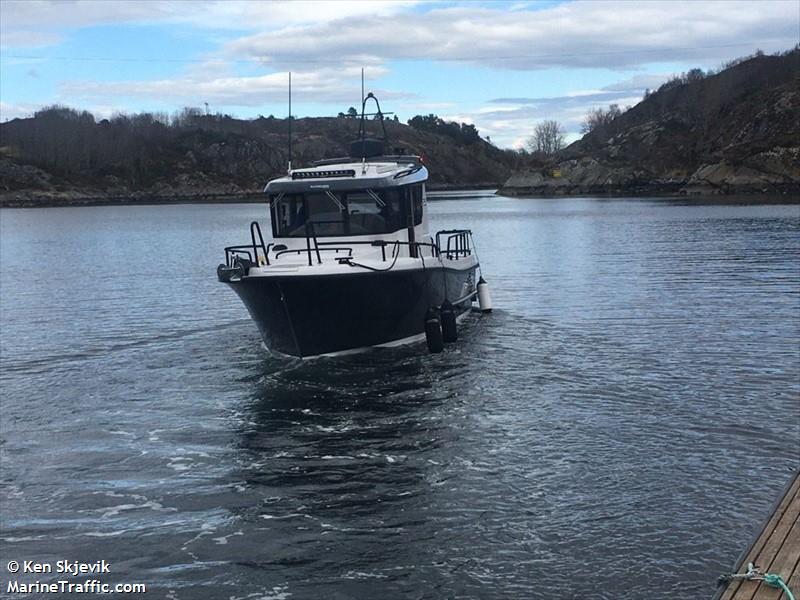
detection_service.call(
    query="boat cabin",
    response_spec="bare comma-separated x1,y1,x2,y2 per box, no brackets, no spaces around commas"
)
270,183,423,238
264,158,430,260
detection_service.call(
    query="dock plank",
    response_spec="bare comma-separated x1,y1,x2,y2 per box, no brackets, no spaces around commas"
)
785,554,800,596
716,470,800,600
754,514,800,600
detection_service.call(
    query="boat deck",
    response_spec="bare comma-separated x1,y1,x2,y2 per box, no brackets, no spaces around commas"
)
715,469,800,600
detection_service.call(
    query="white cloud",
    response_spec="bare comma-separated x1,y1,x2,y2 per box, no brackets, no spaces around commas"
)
601,73,673,93
178,1,418,29
0,101,41,120
223,1,798,70
396,101,457,113
0,55,48,67
60,65,411,107
0,1,163,31
0,0,418,35
0,101,122,121
475,68,678,145
440,113,475,125
442,87,646,148
475,105,524,114
0,29,62,48
489,90,645,112
0,0,420,53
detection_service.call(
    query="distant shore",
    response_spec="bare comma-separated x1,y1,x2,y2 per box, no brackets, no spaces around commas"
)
2,182,798,209
0,191,265,209
497,170,800,199
497,184,800,198
0,183,500,208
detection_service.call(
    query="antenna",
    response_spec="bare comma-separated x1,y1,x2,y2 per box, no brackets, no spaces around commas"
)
287,71,292,173
360,68,365,173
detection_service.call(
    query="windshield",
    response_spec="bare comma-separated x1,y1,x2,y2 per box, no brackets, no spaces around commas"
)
270,185,422,238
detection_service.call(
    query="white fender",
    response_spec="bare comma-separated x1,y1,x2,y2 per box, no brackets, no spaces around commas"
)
477,277,492,313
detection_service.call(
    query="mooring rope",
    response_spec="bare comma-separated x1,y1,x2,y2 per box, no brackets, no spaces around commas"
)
719,562,796,600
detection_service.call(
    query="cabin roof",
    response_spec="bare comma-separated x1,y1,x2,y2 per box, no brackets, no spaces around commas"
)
264,158,428,193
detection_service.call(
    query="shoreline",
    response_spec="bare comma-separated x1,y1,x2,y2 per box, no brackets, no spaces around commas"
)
0,192,266,209
0,183,501,208
1,184,797,209
497,184,800,198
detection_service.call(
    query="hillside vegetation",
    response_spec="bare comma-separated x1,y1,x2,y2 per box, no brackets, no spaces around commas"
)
501,48,800,196
0,110,522,207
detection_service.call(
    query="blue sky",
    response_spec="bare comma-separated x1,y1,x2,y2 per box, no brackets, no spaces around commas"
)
1,0,798,148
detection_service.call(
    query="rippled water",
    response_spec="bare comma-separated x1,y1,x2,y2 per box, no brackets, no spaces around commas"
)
1,195,798,599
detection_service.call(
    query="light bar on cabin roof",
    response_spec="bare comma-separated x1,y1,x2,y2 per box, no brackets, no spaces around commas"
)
291,169,356,180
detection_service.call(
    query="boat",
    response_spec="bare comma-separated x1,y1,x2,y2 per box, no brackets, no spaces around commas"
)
217,93,491,358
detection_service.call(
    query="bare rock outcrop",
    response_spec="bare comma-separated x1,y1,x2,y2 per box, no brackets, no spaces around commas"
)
500,49,800,197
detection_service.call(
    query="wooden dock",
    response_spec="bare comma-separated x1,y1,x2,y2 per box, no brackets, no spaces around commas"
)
714,469,800,600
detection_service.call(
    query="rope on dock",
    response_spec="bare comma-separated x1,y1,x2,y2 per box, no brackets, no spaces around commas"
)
764,573,795,600
719,562,796,600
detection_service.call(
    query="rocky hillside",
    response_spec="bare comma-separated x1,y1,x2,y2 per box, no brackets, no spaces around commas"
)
0,111,523,207
500,48,800,196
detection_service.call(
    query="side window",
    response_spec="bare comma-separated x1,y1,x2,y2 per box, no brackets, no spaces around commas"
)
380,188,403,232
409,185,423,225
272,194,305,237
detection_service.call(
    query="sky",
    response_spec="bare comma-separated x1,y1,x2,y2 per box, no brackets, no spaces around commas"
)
1,0,798,148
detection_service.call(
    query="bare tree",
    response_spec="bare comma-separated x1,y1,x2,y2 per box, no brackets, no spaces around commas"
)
172,106,203,128
684,68,705,83
580,104,622,135
526,120,565,154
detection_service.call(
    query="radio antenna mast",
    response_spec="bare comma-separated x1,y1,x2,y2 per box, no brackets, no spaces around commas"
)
287,71,292,173
360,68,365,173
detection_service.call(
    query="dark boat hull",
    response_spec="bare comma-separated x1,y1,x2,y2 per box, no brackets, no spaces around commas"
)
224,265,477,357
